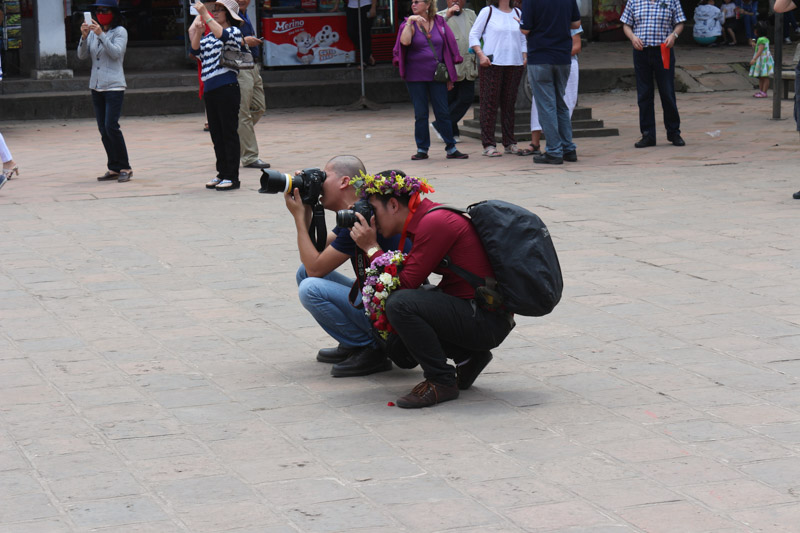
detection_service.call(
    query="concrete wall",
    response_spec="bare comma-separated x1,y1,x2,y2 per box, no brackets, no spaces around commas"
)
35,0,69,70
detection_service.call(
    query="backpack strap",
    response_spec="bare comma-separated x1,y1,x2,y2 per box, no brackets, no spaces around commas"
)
425,205,485,289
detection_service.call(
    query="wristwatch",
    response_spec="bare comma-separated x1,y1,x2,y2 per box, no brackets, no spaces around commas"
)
673,32,679,40
366,246,381,257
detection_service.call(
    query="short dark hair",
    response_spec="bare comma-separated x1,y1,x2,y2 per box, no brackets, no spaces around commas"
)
754,21,768,37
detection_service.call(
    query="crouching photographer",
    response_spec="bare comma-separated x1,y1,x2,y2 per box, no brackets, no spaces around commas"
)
272,155,407,377
348,171,515,408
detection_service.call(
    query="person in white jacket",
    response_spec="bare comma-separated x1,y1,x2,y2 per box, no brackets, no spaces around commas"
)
694,0,725,45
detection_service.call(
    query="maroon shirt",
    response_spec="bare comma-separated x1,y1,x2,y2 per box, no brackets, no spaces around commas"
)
399,198,495,299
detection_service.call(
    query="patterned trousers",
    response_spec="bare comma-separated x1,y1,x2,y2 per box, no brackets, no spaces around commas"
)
478,64,525,148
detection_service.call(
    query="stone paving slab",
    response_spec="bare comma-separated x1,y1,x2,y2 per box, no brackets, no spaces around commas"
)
0,88,799,531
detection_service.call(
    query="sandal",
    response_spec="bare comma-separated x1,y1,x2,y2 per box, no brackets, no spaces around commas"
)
482,146,502,157
529,144,542,155
505,144,534,156
215,179,240,191
753,91,767,98
206,177,222,189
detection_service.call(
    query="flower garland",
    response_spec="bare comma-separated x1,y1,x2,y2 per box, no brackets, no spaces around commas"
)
350,170,435,200
362,250,407,339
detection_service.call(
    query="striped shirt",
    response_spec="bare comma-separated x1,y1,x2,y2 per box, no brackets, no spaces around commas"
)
191,26,243,93
620,0,686,47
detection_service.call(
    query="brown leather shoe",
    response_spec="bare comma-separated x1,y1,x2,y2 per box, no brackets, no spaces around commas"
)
396,380,459,409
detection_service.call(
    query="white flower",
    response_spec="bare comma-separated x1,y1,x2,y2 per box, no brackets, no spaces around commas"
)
379,272,393,286
375,291,388,300
363,286,374,295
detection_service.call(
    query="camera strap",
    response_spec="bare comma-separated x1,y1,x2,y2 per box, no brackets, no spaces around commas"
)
308,203,327,252
348,249,367,309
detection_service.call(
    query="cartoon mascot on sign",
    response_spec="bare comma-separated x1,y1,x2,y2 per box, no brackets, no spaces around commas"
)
293,31,316,65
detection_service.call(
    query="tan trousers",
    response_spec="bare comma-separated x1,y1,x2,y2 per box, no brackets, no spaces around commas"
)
237,67,266,166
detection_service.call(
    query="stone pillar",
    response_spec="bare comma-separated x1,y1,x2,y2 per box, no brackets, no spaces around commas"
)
31,0,73,79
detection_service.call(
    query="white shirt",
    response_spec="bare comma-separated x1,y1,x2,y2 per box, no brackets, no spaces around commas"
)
468,6,527,67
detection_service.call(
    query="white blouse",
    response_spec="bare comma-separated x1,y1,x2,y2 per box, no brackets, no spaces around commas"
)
468,6,527,67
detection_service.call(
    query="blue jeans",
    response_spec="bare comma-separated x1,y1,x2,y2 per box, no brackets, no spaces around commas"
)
296,265,374,348
528,63,575,157
405,81,457,154
91,90,130,172
633,47,681,140
742,12,757,40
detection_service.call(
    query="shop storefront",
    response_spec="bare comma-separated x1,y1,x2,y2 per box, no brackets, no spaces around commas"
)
260,0,408,67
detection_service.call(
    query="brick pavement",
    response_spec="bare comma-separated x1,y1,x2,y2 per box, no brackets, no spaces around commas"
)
0,88,799,532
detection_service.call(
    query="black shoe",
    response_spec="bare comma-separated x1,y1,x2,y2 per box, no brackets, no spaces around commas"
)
97,170,120,181
396,380,459,408
456,351,493,390
331,346,392,377
563,150,578,162
117,170,133,182
446,150,469,159
794,190,800,199
316,344,357,364
667,134,686,147
533,153,563,165
411,152,429,160
244,159,271,169
634,136,656,148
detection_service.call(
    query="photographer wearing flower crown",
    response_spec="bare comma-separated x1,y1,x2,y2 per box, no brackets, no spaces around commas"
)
285,156,407,377
348,172,515,408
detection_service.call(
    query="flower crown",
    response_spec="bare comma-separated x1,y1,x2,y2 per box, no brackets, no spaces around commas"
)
349,170,435,200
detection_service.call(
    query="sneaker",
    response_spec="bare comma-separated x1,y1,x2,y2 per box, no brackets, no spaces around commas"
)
411,152,429,160
431,122,444,142
456,351,493,390
793,190,800,199
395,380,459,408
446,150,469,159
533,152,564,165
786,37,792,44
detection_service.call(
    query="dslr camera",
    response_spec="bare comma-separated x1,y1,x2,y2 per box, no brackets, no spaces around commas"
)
336,199,374,228
259,168,327,205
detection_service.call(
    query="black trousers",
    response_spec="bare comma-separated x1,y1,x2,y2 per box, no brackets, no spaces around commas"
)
204,83,241,183
91,90,130,172
633,46,680,140
346,5,373,64
385,288,514,386
433,79,475,137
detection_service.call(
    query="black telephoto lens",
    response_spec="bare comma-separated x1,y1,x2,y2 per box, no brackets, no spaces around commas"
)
259,170,294,194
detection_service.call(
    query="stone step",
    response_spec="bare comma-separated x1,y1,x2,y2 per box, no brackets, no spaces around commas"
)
458,105,619,142
457,123,620,143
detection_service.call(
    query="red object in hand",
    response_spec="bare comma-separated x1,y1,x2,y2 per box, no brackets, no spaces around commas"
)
660,43,671,70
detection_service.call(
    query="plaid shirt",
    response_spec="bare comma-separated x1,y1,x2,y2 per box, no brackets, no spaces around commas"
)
620,0,687,47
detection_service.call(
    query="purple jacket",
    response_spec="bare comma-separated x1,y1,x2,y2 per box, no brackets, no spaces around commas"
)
393,15,463,81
